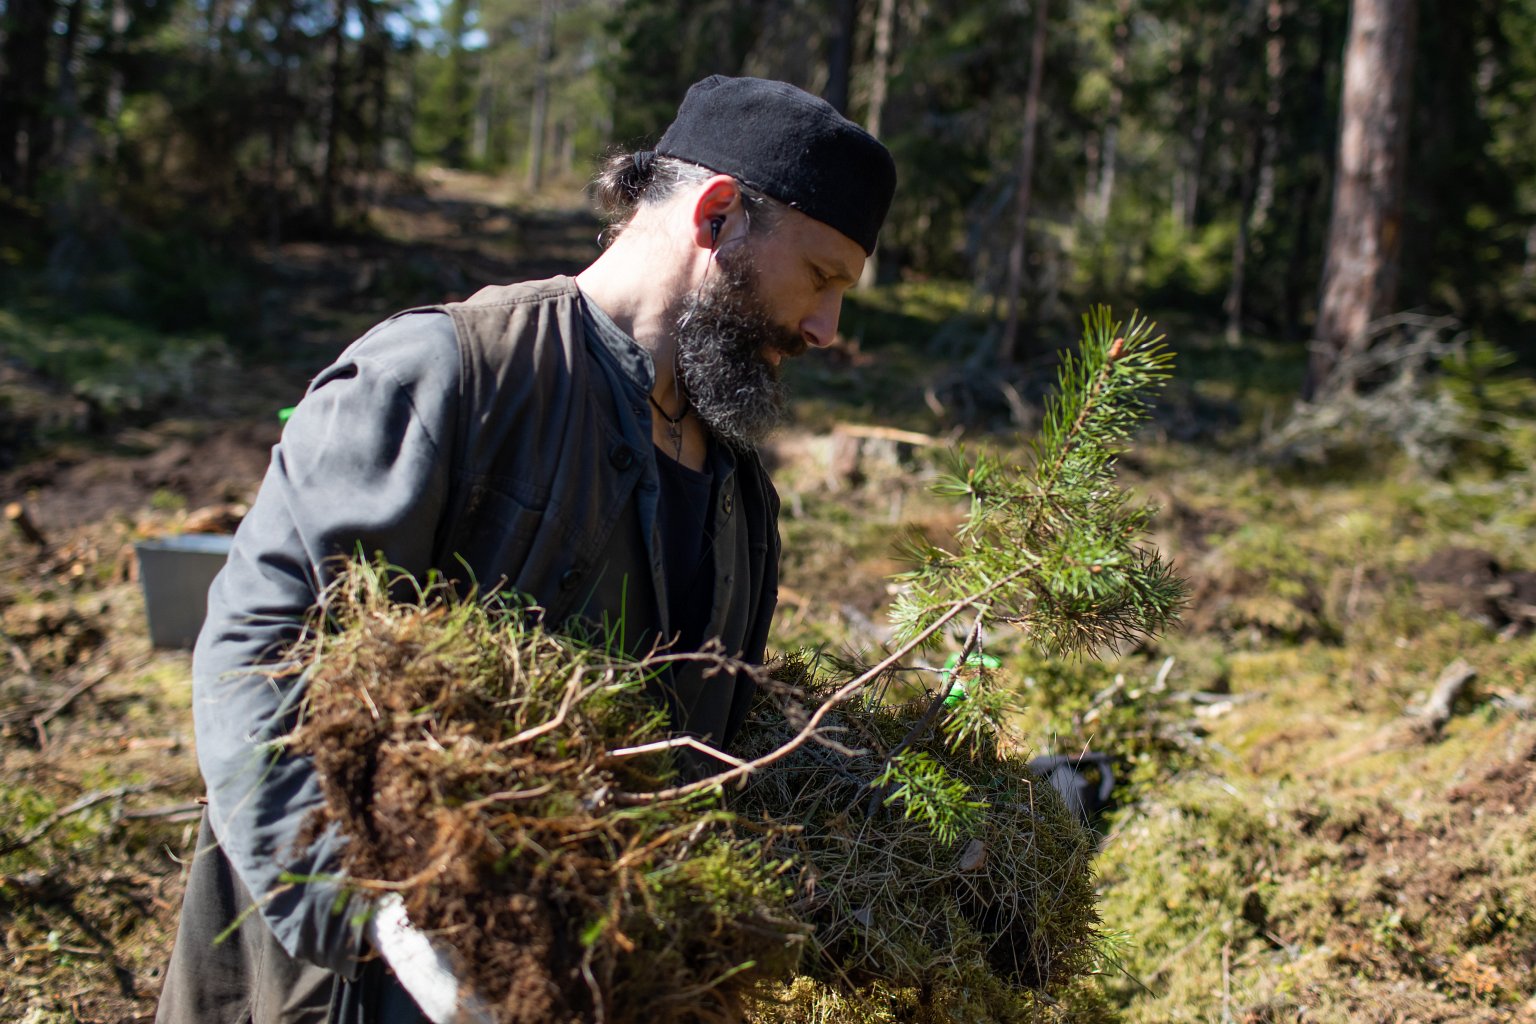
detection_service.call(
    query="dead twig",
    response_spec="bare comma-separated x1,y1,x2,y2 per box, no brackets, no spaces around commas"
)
0,785,155,856
5,636,35,676
616,572,1026,806
119,802,205,823
33,663,118,747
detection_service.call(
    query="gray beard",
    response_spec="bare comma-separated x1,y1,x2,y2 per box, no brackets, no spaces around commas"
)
672,249,804,451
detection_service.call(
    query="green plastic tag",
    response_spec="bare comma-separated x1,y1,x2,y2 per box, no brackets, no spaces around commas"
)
940,652,1001,706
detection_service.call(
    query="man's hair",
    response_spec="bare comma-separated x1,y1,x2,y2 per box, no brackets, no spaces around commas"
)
591,150,782,247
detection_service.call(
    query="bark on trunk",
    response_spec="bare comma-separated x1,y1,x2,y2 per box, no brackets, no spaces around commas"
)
825,0,859,115
1091,0,1130,227
1308,0,1417,398
998,0,1049,364
318,0,348,228
1225,0,1284,345
442,0,473,167
526,0,555,192
858,0,897,289
51,0,85,174
0,0,57,194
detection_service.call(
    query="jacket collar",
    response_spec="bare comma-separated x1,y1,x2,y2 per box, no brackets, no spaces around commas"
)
566,277,656,395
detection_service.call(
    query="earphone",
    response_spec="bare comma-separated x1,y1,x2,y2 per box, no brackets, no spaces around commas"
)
709,216,724,248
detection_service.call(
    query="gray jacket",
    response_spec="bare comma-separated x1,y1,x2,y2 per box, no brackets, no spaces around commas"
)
159,277,779,1021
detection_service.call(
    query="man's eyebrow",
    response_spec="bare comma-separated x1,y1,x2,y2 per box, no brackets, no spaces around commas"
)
813,257,857,285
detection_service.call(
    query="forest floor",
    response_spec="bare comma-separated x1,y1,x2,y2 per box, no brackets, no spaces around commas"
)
2,170,1534,1023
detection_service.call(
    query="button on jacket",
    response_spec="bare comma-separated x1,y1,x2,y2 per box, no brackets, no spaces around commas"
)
157,276,781,1023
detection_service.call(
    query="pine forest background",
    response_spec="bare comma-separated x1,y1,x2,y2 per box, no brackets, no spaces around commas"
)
3,0,1534,361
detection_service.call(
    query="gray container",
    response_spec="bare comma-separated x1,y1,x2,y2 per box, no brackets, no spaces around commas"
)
135,533,234,648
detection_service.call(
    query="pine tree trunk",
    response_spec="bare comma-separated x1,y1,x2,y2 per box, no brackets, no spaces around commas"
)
472,55,493,166
1091,0,1129,227
442,0,474,167
1307,0,1417,398
526,0,555,192
1524,223,1536,290
998,0,1049,364
1177,60,1212,230
318,0,348,228
1249,0,1287,237
825,0,859,114
1225,0,1283,345
52,0,85,174
858,0,897,289
0,0,57,195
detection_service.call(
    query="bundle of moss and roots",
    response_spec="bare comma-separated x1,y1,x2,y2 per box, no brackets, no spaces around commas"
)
284,566,806,1024
732,657,1102,1024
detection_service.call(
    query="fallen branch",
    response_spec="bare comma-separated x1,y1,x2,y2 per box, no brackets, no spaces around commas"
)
1412,658,1478,738
5,501,48,548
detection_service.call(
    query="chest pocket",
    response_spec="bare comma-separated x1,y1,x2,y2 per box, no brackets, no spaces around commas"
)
444,474,548,591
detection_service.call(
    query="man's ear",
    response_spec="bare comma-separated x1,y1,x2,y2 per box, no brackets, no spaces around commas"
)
691,175,742,251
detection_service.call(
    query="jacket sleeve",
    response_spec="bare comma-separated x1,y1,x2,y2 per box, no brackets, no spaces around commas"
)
192,310,460,976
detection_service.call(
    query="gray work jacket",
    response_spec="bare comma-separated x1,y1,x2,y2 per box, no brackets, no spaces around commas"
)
160,277,779,1021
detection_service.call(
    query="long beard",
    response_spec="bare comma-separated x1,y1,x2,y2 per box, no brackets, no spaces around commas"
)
672,248,805,451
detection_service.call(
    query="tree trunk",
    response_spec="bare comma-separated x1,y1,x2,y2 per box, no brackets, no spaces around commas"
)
997,0,1049,364
1176,55,1212,229
825,0,859,114
318,0,348,228
1091,0,1130,227
1225,0,1284,345
1225,130,1262,346
1524,223,1536,290
442,0,474,167
858,0,897,289
0,0,57,195
1249,0,1287,237
472,53,493,166
1307,0,1417,398
51,0,86,175
526,0,555,192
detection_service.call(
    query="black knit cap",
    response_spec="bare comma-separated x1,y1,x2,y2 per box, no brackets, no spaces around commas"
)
655,75,896,256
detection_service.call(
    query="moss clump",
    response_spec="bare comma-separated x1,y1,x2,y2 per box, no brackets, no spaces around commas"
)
735,656,1105,1024
286,564,804,1024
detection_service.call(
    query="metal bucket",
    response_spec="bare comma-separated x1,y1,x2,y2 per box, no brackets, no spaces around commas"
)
135,533,234,649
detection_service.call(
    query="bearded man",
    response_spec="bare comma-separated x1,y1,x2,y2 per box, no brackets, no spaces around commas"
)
156,75,896,1024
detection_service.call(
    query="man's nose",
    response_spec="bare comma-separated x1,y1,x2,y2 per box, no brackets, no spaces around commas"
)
801,294,844,349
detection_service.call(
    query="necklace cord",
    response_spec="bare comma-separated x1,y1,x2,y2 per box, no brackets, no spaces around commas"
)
649,391,688,460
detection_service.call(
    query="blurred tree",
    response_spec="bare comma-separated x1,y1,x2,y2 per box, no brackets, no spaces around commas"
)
998,0,1050,364
1309,0,1418,397
0,0,58,196
418,0,477,167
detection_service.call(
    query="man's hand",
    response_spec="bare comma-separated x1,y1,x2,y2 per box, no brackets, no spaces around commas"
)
369,894,496,1024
